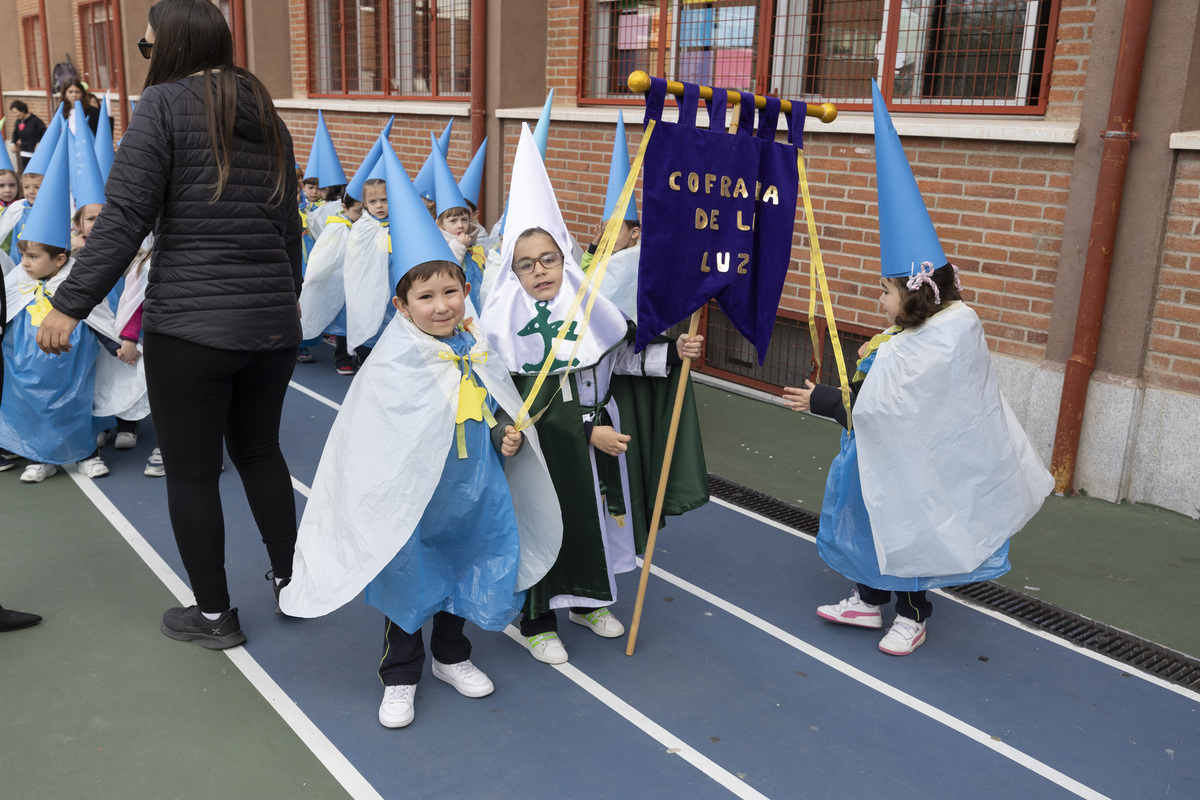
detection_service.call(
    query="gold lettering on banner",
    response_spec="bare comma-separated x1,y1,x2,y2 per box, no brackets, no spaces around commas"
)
716,252,731,273
733,178,749,199
705,174,717,194
701,252,711,272
736,210,751,231
695,208,708,230
737,253,750,274
709,209,719,230
762,185,780,205
669,171,682,190
688,173,700,192
720,176,732,198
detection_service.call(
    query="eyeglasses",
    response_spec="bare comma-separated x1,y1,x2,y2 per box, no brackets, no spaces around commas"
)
138,38,153,60
512,251,563,275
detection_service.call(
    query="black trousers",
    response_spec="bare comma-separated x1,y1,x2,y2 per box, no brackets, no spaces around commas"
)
143,332,299,613
856,584,932,622
379,612,472,686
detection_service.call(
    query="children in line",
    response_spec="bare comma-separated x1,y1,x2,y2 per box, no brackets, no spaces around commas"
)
280,149,561,730
298,194,363,374
343,177,394,360
0,170,20,208
782,83,1052,656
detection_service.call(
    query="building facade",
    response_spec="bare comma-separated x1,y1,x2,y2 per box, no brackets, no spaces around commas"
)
3,0,1200,517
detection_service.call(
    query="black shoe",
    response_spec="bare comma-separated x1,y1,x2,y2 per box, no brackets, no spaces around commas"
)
160,606,246,650
0,605,42,631
0,457,16,473
265,571,292,616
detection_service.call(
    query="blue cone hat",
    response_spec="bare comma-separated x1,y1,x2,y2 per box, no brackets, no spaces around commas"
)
94,95,114,182
412,119,453,200
533,90,554,160
303,111,347,188
457,137,486,208
0,126,13,172
383,145,456,287
70,102,106,207
431,133,468,218
345,117,394,202
20,130,71,250
872,80,946,278
602,112,637,222
23,109,64,176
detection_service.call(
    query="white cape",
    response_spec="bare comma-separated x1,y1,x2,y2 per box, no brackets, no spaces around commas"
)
279,315,564,618
299,217,350,340
593,244,641,323
343,214,391,351
307,199,342,243
855,302,1053,578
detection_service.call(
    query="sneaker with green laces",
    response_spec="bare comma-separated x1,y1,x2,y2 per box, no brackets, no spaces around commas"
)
524,632,568,664
568,607,626,638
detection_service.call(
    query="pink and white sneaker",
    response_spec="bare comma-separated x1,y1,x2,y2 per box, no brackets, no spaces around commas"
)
817,589,883,629
878,617,927,656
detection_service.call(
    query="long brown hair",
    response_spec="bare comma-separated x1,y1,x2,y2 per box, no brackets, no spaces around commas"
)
890,264,963,329
143,0,290,203
59,79,98,119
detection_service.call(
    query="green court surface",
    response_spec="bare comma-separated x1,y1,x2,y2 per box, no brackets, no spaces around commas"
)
0,469,351,800
693,381,1200,659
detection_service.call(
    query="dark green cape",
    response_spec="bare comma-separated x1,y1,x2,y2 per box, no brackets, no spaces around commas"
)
514,363,709,620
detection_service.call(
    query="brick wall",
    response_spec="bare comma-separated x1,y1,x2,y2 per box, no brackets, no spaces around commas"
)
1045,0,1096,121
1146,151,1200,394
546,0,578,102
290,0,307,98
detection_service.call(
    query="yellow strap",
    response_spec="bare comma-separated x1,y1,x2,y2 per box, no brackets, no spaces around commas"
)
797,149,854,429
438,349,497,458
24,282,54,327
328,216,352,227
512,119,658,431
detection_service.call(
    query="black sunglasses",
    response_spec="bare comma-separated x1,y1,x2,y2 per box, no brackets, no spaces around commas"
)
138,38,153,60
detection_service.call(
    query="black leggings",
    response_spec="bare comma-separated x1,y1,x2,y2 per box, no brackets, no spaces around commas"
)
143,332,299,613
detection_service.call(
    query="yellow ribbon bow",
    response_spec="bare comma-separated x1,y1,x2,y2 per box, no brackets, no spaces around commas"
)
438,350,497,458
23,282,54,327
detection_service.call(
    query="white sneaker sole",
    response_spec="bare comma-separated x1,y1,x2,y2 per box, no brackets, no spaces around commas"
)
816,607,883,629
432,662,494,698
568,611,626,638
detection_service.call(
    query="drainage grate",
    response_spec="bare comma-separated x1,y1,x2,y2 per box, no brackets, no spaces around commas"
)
707,474,1200,695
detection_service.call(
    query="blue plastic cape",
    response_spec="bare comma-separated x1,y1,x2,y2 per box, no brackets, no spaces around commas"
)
365,330,525,633
817,347,1011,590
0,309,100,464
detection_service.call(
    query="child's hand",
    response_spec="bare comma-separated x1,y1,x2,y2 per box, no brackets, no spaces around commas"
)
117,340,140,365
858,340,871,359
590,425,630,456
676,334,704,361
500,426,522,458
71,234,87,251
591,219,605,246
782,380,817,412
456,231,471,245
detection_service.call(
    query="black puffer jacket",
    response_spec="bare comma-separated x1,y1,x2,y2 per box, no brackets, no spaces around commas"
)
52,74,303,351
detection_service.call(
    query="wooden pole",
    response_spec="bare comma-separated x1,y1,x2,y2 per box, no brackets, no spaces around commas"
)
626,70,838,123
625,308,701,656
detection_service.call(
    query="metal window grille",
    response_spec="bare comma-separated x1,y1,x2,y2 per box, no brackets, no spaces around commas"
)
307,0,470,99
666,300,874,392
22,16,46,91
580,0,1058,114
78,1,114,92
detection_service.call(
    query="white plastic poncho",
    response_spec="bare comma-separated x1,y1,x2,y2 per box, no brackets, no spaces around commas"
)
343,214,391,351
279,314,563,618
307,199,342,243
593,244,641,323
0,200,29,265
854,302,1053,578
299,216,351,340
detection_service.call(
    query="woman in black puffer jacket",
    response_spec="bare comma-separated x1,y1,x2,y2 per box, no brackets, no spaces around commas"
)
39,0,302,650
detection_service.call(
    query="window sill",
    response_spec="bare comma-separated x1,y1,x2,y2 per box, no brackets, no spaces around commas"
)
274,97,471,116
1169,131,1200,151
498,105,1079,145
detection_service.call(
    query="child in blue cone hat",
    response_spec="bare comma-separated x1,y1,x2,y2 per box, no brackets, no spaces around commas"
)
0,131,122,482
429,133,484,312
280,143,562,730
411,119,454,201
0,118,65,266
782,80,1052,657
580,111,642,320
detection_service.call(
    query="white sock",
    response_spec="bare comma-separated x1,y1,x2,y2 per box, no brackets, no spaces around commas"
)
201,611,223,621
274,576,283,586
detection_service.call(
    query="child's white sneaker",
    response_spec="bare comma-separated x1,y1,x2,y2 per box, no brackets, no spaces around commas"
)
524,632,568,664
78,455,110,478
878,617,927,656
144,448,165,477
568,607,626,638
817,588,883,628
19,463,57,483
378,684,416,728
432,659,494,698
114,431,138,450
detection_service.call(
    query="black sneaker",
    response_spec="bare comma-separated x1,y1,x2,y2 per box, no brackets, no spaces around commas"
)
265,571,292,616
0,457,16,473
160,606,246,650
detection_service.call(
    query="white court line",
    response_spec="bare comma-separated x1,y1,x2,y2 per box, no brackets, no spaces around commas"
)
640,558,1110,800
67,468,384,800
710,496,1200,703
288,380,343,411
501,627,770,800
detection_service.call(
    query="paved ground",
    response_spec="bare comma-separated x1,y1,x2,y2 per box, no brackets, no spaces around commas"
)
2,345,1197,799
